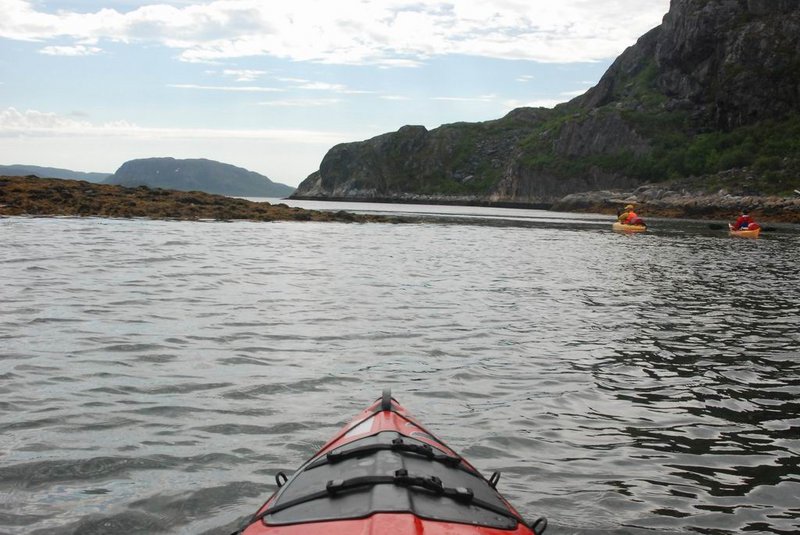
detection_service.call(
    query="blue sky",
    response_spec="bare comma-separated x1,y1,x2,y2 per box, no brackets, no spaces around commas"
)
0,0,670,187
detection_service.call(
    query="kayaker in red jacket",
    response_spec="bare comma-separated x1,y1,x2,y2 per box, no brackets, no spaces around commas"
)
618,204,645,226
731,210,760,230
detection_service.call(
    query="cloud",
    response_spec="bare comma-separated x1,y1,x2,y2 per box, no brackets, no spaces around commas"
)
39,44,102,56
221,68,267,81
293,81,348,92
0,0,670,65
167,83,283,92
257,98,341,107
0,106,348,143
432,95,496,103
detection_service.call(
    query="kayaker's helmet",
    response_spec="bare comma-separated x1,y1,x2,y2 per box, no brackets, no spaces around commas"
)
625,204,635,210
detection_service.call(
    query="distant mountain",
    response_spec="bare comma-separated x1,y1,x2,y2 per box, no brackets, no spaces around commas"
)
105,158,295,198
0,164,110,183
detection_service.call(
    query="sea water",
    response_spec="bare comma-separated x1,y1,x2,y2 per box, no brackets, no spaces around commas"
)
1,204,799,534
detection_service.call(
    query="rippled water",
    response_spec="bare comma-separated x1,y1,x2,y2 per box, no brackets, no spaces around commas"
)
1,204,799,535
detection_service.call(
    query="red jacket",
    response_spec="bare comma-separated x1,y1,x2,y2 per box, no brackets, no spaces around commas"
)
733,215,753,229
622,211,638,224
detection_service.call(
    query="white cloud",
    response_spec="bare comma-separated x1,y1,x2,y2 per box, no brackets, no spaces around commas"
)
0,106,373,184
167,83,283,92
293,81,348,91
39,44,102,56
516,75,535,83
274,78,372,94
0,106,347,144
0,106,120,131
377,59,425,69
221,68,267,81
432,95,496,103
0,0,671,65
258,98,341,107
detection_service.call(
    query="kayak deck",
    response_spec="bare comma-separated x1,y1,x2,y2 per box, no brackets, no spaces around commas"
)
236,391,545,535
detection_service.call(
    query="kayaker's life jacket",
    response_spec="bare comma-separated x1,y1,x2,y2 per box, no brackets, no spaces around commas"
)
734,215,753,229
622,211,638,224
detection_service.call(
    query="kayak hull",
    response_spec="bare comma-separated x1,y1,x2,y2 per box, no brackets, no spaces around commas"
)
612,222,647,233
241,514,535,535
236,393,544,535
728,225,760,238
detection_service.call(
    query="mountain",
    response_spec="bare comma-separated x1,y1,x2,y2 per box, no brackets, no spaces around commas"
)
0,164,110,183
105,158,295,198
293,0,800,204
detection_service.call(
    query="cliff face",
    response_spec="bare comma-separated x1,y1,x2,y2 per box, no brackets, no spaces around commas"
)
106,158,295,198
579,0,800,128
294,0,800,204
296,108,558,201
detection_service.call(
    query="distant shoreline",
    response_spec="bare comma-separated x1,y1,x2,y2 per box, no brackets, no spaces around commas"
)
289,195,553,211
291,190,800,224
4,175,799,225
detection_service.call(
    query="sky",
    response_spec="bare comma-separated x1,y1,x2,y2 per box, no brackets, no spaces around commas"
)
0,0,671,187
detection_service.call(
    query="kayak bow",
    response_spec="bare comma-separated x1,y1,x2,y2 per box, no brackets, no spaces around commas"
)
234,391,547,535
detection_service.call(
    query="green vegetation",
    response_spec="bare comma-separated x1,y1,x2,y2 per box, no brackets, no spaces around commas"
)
506,45,800,197
628,112,800,194
515,104,800,196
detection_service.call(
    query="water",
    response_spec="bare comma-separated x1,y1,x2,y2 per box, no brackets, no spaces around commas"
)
1,203,799,535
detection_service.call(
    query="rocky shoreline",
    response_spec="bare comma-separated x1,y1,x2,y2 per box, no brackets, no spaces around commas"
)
553,185,800,224
4,175,799,225
290,194,552,210
0,176,392,223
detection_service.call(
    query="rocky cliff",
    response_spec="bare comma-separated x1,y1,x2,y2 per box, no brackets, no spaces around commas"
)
107,157,295,198
578,0,800,128
293,0,800,206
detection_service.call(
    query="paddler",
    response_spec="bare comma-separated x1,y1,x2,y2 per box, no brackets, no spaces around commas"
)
730,208,760,231
618,204,645,226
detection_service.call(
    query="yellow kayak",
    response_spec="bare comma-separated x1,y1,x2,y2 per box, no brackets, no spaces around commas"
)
613,222,647,233
729,224,760,238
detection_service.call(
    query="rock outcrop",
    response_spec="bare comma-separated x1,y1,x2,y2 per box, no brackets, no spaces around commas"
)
295,109,558,203
293,0,800,212
0,175,379,223
578,0,800,128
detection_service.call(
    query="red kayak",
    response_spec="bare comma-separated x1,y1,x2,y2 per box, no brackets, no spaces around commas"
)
234,391,547,535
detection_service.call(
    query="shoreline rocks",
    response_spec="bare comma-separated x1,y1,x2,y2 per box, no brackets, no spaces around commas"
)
553,186,800,223
0,176,390,223
4,175,799,225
